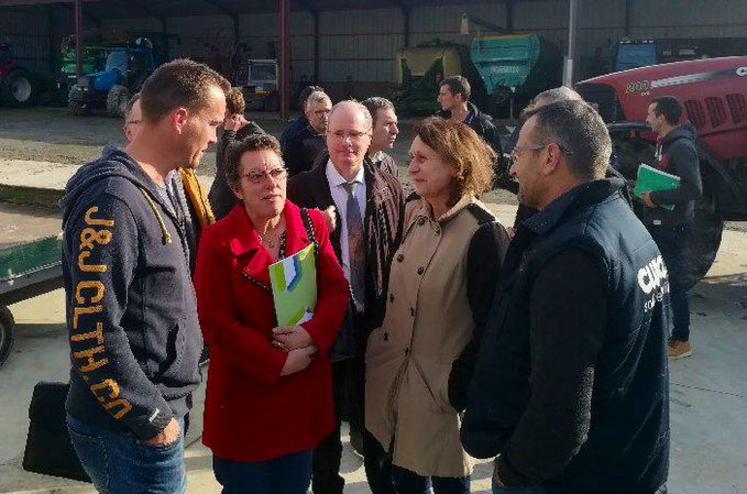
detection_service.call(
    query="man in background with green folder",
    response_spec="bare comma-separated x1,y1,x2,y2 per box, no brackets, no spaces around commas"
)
642,95,702,359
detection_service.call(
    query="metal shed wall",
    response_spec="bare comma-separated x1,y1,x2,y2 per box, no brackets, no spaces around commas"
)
1,7,51,73
3,0,746,94
628,0,747,38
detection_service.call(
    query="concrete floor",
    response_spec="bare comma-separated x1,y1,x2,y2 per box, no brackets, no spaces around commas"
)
0,201,746,493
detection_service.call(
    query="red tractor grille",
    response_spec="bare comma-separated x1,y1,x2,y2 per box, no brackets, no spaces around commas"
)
705,96,728,128
726,93,747,124
684,99,707,129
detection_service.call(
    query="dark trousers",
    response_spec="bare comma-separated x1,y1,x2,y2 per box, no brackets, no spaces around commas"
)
363,429,395,494
213,451,312,494
391,465,470,494
312,360,347,494
649,224,691,341
313,349,395,494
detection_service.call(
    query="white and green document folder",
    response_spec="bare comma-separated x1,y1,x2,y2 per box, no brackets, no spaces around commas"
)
269,243,318,326
634,164,681,211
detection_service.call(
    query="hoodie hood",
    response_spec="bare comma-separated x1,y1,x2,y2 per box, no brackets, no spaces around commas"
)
661,123,697,146
435,101,483,121
61,145,172,227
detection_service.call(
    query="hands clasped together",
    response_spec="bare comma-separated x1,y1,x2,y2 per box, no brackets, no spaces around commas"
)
272,325,319,376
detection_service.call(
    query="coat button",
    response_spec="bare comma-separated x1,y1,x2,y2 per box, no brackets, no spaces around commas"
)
410,307,415,317
404,348,409,355
435,227,441,235
389,293,394,303
384,332,389,341
396,254,404,262
417,267,424,275
418,217,425,226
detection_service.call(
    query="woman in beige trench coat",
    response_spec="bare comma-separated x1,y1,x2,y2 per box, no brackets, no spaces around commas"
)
365,117,510,493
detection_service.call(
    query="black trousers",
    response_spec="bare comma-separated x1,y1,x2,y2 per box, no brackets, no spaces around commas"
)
649,224,691,341
312,354,395,494
312,361,347,494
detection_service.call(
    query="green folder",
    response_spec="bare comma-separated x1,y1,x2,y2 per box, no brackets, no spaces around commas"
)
269,243,318,327
634,164,680,211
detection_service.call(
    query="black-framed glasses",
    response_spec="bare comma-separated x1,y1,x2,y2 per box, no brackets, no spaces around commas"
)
509,142,574,164
240,167,288,184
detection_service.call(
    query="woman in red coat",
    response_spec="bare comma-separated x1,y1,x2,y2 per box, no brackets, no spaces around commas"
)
194,134,349,494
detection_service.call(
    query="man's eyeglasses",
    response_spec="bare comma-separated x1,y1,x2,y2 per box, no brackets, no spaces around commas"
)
327,130,371,142
240,168,288,184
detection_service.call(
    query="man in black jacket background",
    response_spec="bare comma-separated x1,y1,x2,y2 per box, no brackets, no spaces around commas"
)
283,90,332,176
436,75,503,157
642,95,702,359
208,87,265,220
462,100,670,494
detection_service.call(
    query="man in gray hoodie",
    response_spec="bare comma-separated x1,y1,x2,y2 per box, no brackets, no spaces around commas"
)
61,59,229,493
643,95,702,359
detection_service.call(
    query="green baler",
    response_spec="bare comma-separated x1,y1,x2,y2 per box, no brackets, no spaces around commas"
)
470,34,562,117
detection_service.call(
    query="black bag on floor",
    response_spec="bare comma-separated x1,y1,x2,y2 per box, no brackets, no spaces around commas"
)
22,381,90,482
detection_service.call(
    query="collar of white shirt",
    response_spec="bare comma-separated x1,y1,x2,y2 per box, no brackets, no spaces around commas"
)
325,159,365,189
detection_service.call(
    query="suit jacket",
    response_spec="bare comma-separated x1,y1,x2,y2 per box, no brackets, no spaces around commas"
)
287,151,405,340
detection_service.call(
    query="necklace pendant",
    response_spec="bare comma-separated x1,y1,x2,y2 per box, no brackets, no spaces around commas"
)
268,238,276,248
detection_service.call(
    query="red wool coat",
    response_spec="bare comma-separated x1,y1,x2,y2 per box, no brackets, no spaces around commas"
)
194,201,349,462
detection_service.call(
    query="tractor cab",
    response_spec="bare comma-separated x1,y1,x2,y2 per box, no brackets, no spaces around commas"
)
68,38,160,117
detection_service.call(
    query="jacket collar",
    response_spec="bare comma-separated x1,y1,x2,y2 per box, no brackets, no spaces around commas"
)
435,101,481,123
311,149,382,208
413,193,477,229
523,178,626,236
225,201,311,289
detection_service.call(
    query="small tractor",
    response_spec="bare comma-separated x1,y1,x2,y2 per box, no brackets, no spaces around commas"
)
576,56,747,287
68,38,163,117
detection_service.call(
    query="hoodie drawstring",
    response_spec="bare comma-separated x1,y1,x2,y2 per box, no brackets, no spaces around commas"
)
137,186,172,245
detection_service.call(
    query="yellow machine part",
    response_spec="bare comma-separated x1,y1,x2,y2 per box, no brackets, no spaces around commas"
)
394,46,463,85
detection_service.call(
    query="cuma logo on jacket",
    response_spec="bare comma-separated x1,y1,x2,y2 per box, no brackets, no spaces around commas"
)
638,255,668,295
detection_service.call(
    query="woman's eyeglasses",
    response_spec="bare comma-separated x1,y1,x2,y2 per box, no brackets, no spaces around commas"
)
240,168,288,184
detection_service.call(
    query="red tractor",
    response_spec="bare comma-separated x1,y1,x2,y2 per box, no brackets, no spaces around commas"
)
0,41,35,107
576,56,747,287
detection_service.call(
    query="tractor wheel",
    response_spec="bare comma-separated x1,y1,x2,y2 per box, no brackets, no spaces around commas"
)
1,69,35,107
682,192,723,289
0,305,15,369
68,86,89,115
107,85,130,117
68,98,88,116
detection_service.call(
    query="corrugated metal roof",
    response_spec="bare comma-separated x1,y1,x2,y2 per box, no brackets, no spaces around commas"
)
0,0,509,19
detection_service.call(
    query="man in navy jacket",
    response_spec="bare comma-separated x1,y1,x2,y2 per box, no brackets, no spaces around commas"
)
61,59,229,493
462,100,670,494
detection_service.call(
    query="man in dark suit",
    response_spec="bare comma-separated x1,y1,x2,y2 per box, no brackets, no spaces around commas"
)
287,100,404,494
283,90,331,176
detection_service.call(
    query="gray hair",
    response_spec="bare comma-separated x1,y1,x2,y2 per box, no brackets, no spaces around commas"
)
361,97,395,125
328,99,373,131
304,90,331,110
525,100,611,180
533,86,583,107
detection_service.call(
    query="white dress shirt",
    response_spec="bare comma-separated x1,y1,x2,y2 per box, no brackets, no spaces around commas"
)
325,159,367,283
